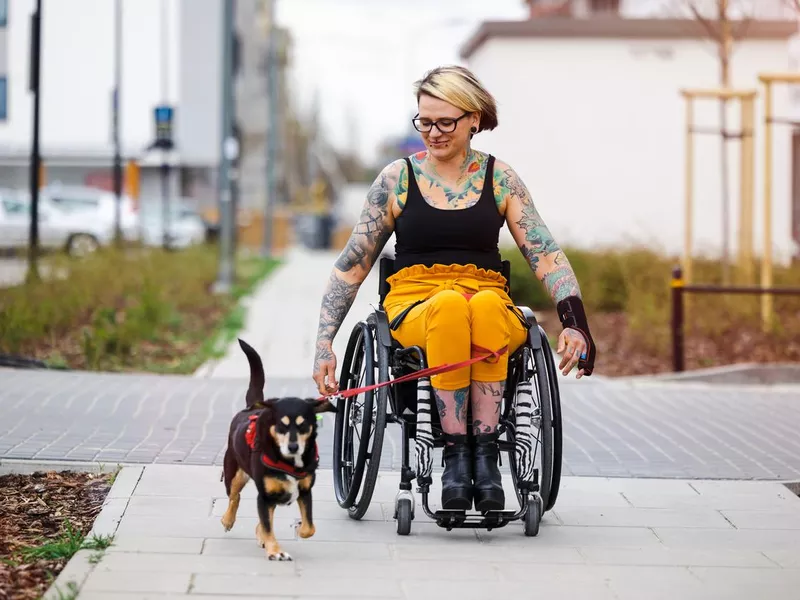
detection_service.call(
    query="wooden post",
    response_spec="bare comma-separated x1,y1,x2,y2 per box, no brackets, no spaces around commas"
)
682,91,695,291
759,76,775,332
738,92,756,284
679,87,758,297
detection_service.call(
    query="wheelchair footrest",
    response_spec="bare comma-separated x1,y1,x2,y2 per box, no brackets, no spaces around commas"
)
431,509,517,531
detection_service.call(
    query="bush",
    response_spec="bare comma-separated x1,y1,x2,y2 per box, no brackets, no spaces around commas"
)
0,245,279,373
501,243,800,347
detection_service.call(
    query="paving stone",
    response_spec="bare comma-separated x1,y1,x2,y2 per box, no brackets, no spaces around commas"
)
577,546,778,568
107,536,204,555
202,539,393,561
191,573,403,598
553,506,735,529
80,570,191,594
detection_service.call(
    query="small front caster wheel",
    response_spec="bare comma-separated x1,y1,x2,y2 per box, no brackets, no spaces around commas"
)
523,495,541,537
396,498,413,536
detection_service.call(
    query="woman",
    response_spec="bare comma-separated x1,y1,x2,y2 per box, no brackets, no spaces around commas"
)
312,65,595,512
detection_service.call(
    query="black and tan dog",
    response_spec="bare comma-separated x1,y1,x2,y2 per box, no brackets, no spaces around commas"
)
220,339,335,561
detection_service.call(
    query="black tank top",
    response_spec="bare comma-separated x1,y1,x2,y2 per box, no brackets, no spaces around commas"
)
393,155,505,274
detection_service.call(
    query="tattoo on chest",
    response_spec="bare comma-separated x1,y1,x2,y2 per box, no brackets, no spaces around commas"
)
410,151,488,209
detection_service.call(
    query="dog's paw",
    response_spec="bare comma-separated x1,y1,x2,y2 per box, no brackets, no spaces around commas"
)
297,523,315,539
220,515,235,532
267,551,293,561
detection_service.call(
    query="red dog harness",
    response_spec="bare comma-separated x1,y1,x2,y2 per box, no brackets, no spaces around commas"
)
245,415,319,479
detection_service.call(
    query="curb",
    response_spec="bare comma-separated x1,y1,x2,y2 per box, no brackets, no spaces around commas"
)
37,464,144,600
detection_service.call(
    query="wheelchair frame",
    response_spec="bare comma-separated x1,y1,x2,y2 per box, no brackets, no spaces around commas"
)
332,257,563,536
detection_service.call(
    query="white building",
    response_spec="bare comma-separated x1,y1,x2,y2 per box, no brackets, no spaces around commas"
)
0,0,282,212
460,14,800,264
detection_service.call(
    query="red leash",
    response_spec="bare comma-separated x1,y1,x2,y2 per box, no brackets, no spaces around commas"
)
316,344,508,402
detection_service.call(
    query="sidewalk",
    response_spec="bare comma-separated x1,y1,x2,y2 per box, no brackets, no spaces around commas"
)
197,246,381,381
46,463,800,599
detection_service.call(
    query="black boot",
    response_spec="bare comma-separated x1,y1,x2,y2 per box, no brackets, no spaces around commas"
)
441,435,473,510
472,433,505,512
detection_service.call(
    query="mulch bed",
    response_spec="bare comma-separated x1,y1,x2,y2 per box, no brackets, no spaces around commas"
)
0,471,113,600
539,310,800,378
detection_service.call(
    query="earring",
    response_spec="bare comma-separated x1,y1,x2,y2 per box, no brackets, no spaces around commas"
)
470,126,478,134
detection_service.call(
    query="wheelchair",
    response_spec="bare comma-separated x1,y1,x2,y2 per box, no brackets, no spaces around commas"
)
331,257,563,537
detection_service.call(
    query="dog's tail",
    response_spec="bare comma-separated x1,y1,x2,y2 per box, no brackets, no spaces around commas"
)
238,338,265,409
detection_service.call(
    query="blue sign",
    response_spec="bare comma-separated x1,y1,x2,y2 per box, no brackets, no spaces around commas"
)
153,104,175,150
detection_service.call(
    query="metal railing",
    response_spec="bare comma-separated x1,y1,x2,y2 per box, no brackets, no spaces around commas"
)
670,266,800,372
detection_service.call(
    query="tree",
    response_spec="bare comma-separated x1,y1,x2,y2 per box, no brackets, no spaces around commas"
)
666,0,757,283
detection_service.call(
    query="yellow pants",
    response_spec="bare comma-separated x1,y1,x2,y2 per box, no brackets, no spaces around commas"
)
384,263,529,391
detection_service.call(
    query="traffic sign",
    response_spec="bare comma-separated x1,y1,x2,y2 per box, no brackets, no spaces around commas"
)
153,104,175,150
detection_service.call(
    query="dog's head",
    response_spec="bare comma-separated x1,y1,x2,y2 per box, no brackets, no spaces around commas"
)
253,396,336,466
236,337,336,466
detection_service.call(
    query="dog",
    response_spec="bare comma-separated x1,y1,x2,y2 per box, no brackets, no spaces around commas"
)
220,338,336,561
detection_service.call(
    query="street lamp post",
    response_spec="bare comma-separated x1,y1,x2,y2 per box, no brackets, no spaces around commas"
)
112,0,123,247
26,0,43,283
213,0,237,294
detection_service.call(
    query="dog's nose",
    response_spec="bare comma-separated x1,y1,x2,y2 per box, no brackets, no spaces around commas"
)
288,442,299,454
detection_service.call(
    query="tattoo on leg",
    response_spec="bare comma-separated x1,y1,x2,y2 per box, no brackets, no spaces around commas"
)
454,387,469,424
474,381,502,397
472,419,493,435
434,390,447,421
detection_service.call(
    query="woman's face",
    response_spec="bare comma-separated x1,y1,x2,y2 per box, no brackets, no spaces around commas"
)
414,94,479,162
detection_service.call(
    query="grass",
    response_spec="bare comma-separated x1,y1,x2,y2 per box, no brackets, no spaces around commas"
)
0,244,280,374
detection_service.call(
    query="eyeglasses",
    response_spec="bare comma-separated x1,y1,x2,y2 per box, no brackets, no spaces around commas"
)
412,112,471,133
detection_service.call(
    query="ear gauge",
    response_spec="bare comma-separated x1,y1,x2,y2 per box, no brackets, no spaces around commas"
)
470,126,478,134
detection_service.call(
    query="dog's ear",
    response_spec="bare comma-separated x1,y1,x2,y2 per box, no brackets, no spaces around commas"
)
307,398,337,414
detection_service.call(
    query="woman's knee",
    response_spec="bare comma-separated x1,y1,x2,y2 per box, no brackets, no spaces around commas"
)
468,290,509,328
427,289,470,323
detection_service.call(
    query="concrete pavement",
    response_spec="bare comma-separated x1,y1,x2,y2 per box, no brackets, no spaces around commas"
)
45,463,800,599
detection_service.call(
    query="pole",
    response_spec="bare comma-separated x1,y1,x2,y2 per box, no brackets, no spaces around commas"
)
262,0,277,258
738,94,755,284
671,266,685,373
214,0,236,293
683,94,694,289
112,0,123,247
762,81,774,331
160,0,171,251
26,0,42,283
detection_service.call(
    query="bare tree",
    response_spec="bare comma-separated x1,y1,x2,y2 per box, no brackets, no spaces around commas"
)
664,0,757,283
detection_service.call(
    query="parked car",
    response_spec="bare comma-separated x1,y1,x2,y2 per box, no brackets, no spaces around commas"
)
0,186,139,257
42,183,140,245
139,198,206,249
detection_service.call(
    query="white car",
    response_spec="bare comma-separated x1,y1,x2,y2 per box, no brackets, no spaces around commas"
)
42,184,141,245
0,186,140,256
139,199,206,249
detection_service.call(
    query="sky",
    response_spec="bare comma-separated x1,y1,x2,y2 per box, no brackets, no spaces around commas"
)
274,0,529,163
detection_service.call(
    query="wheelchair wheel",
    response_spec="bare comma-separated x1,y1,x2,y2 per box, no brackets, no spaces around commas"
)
331,318,388,520
538,325,563,512
507,326,558,513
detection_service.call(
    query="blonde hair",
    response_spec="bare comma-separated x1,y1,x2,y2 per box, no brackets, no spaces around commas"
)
413,65,498,133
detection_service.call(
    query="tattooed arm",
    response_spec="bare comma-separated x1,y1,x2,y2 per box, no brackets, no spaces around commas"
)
312,160,405,394
497,161,590,378
497,161,581,303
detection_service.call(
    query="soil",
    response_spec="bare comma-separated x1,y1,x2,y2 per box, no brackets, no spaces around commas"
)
0,470,113,600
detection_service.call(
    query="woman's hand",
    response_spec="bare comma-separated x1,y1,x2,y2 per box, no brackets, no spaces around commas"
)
312,341,339,396
556,328,587,379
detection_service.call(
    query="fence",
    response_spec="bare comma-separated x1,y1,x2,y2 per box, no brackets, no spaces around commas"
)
670,266,800,372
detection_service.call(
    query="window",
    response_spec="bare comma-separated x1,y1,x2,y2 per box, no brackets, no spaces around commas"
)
0,78,6,121
0,0,7,27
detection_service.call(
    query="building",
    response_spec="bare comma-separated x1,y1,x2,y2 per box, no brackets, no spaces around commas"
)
459,15,800,264
0,0,291,218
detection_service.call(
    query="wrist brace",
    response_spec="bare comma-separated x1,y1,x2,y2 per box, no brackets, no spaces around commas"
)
556,296,596,376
